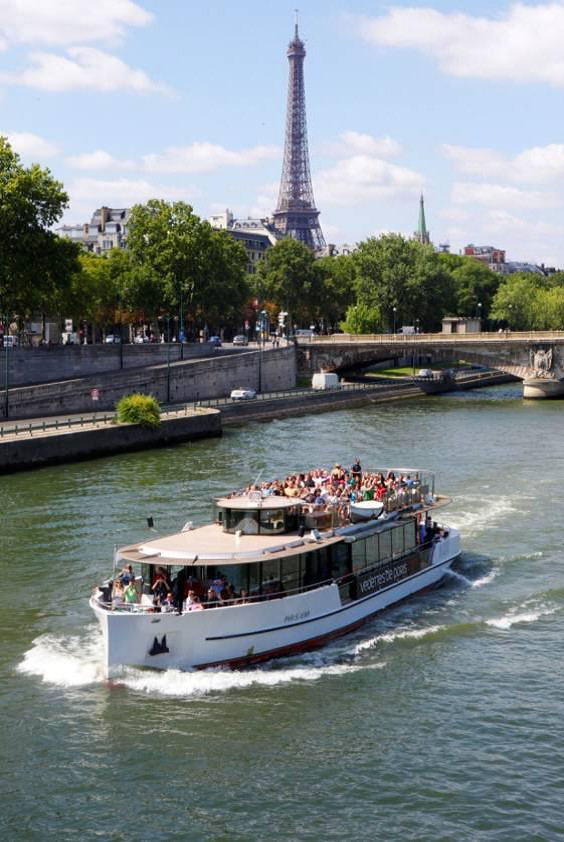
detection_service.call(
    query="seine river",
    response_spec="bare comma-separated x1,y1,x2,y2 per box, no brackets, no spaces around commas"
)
2,383,564,840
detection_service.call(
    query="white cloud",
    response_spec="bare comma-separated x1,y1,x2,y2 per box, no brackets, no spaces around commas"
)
452,181,562,210
67,149,135,170
0,0,151,47
143,142,280,173
315,154,423,205
326,131,402,158
0,129,59,158
1,46,168,93
443,142,564,184
359,3,564,87
64,176,199,223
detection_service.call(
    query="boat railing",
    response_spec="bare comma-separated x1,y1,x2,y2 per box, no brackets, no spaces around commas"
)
93,533,448,614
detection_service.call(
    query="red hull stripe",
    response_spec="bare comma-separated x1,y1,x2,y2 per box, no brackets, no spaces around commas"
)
196,572,448,670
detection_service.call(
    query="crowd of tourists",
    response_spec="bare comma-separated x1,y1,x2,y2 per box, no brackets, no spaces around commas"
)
234,461,423,511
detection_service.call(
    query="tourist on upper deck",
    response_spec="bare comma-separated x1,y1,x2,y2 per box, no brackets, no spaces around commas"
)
351,458,362,487
206,587,219,608
162,592,176,612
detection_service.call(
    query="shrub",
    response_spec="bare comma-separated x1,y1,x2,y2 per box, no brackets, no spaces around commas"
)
115,394,161,429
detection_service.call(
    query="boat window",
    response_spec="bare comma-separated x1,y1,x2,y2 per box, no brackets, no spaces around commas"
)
259,508,286,534
301,551,322,588
261,559,281,596
226,564,248,594
331,543,350,581
225,509,259,534
403,520,417,552
379,531,392,564
365,534,378,566
352,540,366,573
281,556,300,594
248,562,261,599
392,525,404,557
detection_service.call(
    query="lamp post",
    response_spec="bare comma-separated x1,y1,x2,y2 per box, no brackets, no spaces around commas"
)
477,301,483,330
179,283,184,361
2,315,9,419
393,306,397,335
163,314,172,403
508,303,513,331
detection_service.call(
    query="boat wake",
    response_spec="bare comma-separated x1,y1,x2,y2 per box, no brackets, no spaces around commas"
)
485,601,558,631
17,627,106,687
17,625,387,698
351,624,447,654
448,494,527,535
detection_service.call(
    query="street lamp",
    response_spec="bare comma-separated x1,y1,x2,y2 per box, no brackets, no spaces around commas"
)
393,306,397,335
477,301,483,329
508,304,513,332
163,314,172,403
2,314,9,418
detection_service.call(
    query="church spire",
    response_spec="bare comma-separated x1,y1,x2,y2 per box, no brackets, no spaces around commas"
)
415,193,430,245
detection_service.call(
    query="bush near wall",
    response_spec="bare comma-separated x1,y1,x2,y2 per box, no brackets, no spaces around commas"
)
115,394,161,429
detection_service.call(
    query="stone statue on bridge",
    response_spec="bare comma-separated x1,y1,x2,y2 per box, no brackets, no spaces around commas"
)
530,348,554,379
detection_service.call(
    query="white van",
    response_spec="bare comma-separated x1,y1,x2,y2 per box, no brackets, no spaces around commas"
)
312,372,339,390
398,326,416,335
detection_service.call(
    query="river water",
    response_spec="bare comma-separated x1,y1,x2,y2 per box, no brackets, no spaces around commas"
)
2,384,563,841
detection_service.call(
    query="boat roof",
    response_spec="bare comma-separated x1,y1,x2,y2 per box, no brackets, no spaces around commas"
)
118,522,344,566
215,496,300,510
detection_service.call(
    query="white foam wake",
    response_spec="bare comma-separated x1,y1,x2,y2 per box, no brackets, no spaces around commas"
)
17,627,383,697
351,624,446,654
472,570,499,588
17,628,105,687
448,495,523,535
486,604,557,630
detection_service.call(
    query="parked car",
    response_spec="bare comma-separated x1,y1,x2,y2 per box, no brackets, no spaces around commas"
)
232,335,248,346
209,336,222,348
416,368,433,378
295,328,315,338
105,334,121,344
2,335,18,347
230,388,257,401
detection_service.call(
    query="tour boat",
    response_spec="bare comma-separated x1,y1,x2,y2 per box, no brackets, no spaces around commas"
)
90,469,461,674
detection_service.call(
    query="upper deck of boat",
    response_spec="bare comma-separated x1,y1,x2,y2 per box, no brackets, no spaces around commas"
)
117,490,451,568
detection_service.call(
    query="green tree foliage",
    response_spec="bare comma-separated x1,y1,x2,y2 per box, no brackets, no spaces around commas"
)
340,302,383,334
314,255,356,328
351,234,455,332
116,393,161,429
0,136,79,314
126,199,249,329
256,238,318,323
438,253,499,319
491,272,564,330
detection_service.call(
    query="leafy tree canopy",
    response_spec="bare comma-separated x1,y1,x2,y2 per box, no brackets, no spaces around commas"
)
256,238,318,323
0,136,78,314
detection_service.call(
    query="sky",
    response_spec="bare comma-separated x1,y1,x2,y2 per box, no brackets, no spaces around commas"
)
2,0,564,266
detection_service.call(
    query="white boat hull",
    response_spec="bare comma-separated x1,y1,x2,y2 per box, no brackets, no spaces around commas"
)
91,530,460,674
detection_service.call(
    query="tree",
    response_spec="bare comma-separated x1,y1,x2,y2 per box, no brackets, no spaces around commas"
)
340,302,383,334
352,234,455,332
0,136,77,315
256,238,318,324
439,255,500,319
126,199,248,334
490,273,544,330
314,255,356,329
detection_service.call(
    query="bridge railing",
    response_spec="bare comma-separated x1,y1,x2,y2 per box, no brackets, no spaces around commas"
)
301,331,564,344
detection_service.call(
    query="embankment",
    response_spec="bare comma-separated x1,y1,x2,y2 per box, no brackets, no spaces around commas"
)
0,409,221,473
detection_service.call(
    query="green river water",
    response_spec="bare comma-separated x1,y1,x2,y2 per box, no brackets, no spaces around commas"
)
2,383,563,841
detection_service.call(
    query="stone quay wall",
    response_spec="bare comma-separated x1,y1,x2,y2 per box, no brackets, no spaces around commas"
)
5,347,297,419
0,342,219,387
0,409,221,473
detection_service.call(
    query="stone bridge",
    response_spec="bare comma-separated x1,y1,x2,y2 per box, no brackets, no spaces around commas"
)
297,332,564,398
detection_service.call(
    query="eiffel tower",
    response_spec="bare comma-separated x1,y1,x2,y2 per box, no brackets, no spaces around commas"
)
272,14,326,251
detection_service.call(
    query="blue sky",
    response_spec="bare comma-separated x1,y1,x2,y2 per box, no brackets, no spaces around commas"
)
2,1,564,265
